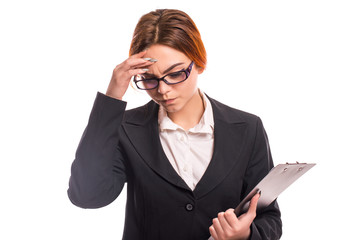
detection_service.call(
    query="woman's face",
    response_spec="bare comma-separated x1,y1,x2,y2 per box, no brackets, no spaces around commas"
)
142,44,202,113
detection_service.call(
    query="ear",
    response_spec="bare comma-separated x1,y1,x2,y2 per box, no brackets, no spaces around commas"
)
196,65,205,74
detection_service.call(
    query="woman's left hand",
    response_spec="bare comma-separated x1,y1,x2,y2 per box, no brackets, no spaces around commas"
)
209,193,260,240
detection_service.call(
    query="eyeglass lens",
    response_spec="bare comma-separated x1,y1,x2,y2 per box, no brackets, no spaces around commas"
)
135,71,188,89
134,62,193,90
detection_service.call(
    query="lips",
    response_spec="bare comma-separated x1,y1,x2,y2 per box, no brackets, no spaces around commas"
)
159,98,176,105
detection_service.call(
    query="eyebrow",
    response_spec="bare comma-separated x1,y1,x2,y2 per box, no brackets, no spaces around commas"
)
144,62,186,78
162,62,185,75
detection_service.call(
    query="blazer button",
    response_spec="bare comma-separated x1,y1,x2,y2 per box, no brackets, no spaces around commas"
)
185,203,194,211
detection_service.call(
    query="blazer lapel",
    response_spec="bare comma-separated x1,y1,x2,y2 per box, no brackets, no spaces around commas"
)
121,96,249,198
121,101,190,191
193,97,248,199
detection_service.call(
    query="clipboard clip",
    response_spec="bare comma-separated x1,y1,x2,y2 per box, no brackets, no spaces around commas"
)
284,162,306,172
286,161,307,165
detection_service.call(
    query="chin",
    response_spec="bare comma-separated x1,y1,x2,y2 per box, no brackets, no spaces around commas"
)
161,106,178,113
160,103,183,113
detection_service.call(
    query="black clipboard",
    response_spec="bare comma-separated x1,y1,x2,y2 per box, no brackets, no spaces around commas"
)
234,162,316,216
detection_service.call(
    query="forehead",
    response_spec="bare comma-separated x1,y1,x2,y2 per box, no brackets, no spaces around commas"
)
144,44,189,65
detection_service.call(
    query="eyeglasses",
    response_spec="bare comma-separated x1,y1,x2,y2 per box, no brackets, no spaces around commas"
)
133,61,194,90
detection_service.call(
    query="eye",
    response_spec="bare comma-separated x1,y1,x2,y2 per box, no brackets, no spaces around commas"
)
166,71,186,81
135,73,155,81
168,72,183,77
142,73,156,80
134,74,145,81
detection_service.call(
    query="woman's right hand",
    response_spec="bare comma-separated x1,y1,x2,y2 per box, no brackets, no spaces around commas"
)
106,51,154,100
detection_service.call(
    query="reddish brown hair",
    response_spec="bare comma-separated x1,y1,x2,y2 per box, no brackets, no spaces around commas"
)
129,9,207,71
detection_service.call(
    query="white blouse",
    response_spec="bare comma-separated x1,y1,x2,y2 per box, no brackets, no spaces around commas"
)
158,90,214,190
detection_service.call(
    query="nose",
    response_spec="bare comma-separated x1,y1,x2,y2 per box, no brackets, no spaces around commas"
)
157,80,171,94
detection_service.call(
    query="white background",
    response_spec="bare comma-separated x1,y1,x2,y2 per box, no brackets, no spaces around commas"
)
1,0,360,239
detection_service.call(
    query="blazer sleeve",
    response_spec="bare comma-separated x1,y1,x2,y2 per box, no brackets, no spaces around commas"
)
67,92,127,209
245,117,283,240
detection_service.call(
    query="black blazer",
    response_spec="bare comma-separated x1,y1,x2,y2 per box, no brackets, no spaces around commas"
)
68,92,282,240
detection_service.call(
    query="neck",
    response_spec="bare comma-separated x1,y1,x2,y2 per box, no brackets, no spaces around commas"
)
167,89,205,131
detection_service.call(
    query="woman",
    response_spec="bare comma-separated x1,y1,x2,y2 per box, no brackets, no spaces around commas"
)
68,9,282,240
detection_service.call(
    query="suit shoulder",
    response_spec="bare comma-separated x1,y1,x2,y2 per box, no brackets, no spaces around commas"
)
209,97,260,123
123,100,158,124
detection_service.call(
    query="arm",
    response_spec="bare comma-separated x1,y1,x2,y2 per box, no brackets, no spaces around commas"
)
67,51,156,208
246,117,282,240
209,117,282,240
67,92,127,208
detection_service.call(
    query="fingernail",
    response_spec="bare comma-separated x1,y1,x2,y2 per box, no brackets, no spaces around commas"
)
142,58,157,62
141,68,149,72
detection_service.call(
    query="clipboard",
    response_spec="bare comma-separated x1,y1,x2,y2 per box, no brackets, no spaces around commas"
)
234,162,316,216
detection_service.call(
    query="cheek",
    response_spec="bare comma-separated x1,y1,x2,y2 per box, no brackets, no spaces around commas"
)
181,76,198,95
146,89,158,101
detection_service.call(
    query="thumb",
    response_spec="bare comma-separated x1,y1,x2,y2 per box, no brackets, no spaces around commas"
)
247,192,260,216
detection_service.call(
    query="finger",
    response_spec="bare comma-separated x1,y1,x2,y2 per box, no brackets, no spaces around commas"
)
209,225,219,240
129,51,158,64
129,51,157,64
212,217,224,237
112,61,153,79
223,208,239,227
112,63,147,79
130,50,148,58
217,212,232,232
128,68,149,77
123,58,155,70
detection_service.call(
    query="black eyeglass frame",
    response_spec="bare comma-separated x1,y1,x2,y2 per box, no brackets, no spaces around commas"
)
133,61,194,90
